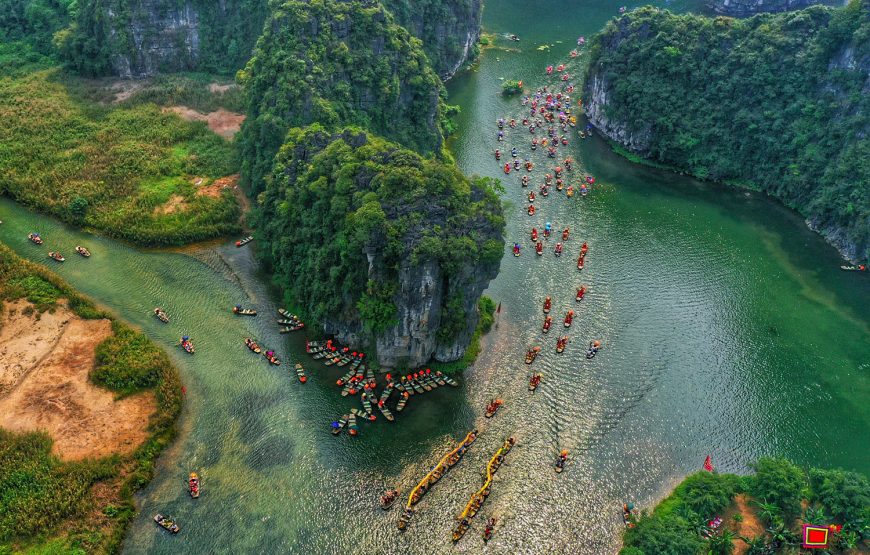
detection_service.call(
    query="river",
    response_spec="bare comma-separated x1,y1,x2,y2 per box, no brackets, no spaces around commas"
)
1,1,868,553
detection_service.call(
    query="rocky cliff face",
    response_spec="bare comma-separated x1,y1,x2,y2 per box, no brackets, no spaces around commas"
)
382,0,483,79
708,0,835,17
65,0,480,80
64,0,269,77
585,73,652,154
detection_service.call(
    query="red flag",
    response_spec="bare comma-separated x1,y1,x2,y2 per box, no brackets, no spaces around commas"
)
703,455,714,472
497,303,502,314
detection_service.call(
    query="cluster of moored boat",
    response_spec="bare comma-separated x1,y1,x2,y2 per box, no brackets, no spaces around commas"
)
311,340,459,436
26,232,91,262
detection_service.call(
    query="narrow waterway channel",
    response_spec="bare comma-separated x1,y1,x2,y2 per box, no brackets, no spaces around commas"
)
0,1,867,553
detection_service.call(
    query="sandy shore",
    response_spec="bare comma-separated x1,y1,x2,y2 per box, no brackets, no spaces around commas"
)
0,300,155,460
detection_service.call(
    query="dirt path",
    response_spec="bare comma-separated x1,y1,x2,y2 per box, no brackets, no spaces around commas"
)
164,106,245,139
732,494,765,555
0,300,155,460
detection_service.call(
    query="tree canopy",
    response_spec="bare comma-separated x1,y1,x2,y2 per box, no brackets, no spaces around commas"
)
255,125,503,341
237,0,445,195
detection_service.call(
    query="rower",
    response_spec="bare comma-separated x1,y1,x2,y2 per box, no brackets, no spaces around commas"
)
562,227,570,241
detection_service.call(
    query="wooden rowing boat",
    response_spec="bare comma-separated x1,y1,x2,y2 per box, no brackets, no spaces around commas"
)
279,324,304,333
440,373,459,387
245,338,262,354
347,412,359,436
188,472,200,499
396,392,409,412
331,414,348,435
232,306,257,316
47,251,64,262
294,363,307,383
154,308,169,323
235,235,253,247
75,246,91,257
154,514,180,534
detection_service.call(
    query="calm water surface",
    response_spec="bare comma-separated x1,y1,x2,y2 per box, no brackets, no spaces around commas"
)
1,1,868,553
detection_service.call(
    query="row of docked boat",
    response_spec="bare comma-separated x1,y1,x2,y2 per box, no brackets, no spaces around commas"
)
277,308,304,332
398,430,478,531
452,437,516,543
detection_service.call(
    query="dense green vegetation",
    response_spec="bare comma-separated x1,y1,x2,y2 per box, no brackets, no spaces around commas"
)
57,0,269,77
585,2,869,260
621,458,870,554
238,0,446,195
0,69,241,245
0,243,182,553
502,79,523,95
255,125,503,346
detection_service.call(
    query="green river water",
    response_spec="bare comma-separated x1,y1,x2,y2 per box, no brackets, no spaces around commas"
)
1,1,868,553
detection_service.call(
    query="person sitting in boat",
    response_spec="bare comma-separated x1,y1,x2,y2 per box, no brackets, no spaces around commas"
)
536,242,543,255
522,175,530,187
525,160,533,171
498,130,504,141
554,242,563,256
497,118,505,129
511,147,518,158
513,159,520,170
544,222,552,236
543,316,552,332
547,147,556,158
554,166,562,177
528,191,536,203
545,173,553,185
531,227,538,241
576,286,586,301
543,296,551,313
567,185,574,197
509,119,517,128
495,149,501,160
541,184,549,196
581,242,588,256
504,163,511,174
586,175,595,184
546,65,553,75
513,243,521,256
580,184,589,195
564,310,574,326
555,450,569,469
531,138,538,150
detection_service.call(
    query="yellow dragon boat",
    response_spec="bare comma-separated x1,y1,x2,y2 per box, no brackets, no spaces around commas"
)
452,437,516,542
397,430,478,531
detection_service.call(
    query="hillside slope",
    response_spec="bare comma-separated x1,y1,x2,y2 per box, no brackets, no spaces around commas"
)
584,2,869,261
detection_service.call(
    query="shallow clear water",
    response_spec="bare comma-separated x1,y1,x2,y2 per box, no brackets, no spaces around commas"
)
1,1,868,553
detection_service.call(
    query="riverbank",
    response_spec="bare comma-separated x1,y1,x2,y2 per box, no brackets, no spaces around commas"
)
621,458,870,554
0,243,182,553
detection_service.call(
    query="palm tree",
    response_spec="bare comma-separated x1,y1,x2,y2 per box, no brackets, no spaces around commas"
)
803,505,827,524
752,500,781,524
